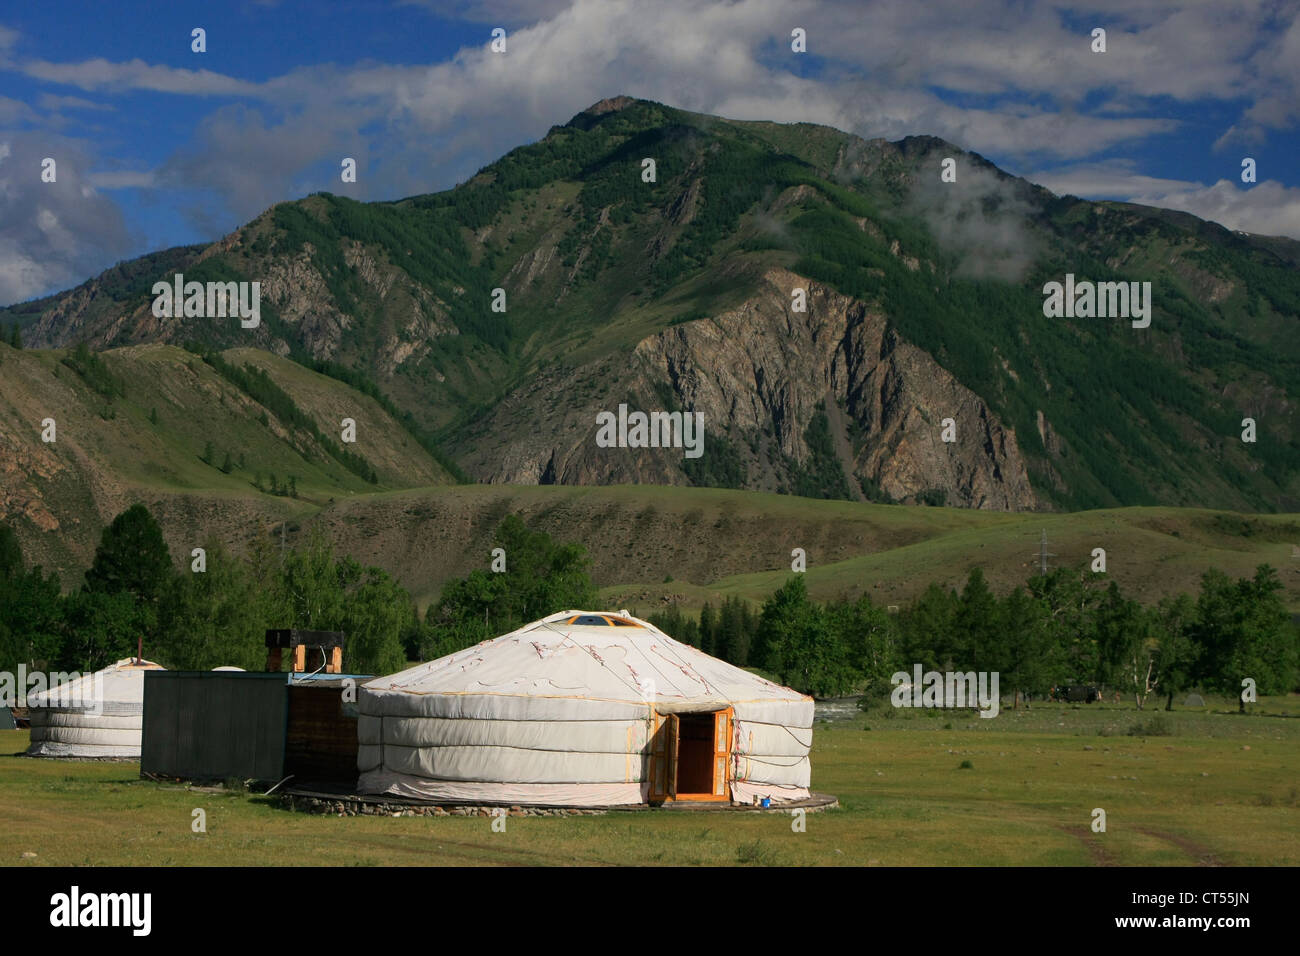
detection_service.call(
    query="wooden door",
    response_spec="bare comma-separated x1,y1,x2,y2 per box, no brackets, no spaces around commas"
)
647,711,679,801
665,714,679,798
712,708,733,798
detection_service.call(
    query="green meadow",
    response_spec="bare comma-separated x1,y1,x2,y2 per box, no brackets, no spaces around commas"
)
4,695,1296,867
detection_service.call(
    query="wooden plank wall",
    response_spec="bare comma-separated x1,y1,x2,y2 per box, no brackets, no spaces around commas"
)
284,685,359,783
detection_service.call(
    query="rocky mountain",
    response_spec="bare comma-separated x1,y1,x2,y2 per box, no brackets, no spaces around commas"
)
5,96,1299,513
460,266,1038,509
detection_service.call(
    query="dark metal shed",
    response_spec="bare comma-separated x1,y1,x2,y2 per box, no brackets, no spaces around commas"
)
141,671,288,782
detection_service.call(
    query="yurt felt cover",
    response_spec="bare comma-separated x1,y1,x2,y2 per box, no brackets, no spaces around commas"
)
357,611,813,806
25,658,164,758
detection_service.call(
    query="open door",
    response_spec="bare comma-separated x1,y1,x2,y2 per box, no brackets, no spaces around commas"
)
648,708,732,803
712,708,732,798
666,714,678,798
647,712,678,802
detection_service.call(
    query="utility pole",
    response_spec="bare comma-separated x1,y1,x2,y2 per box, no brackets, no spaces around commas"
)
1031,529,1056,577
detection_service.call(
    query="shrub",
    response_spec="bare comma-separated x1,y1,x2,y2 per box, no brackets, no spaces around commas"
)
1127,715,1174,737
736,839,781,865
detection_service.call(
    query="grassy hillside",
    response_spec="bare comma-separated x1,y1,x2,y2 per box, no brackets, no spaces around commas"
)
0,342,454,577
618,504,1300,615
4,337,1296,610
159,483,1300,613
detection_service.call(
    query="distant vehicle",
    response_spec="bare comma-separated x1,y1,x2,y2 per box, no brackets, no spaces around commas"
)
1051,684,1102,703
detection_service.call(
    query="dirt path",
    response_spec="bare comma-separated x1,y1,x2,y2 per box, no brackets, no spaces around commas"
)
1056,823,1116,866
1056,822,1224,866
1137,827,1224,866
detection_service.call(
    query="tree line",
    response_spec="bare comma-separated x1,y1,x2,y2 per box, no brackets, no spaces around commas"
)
0,505,410,677
415,518,1298,709
0,509,598,680
648,567,1297,709
3,508,1296,710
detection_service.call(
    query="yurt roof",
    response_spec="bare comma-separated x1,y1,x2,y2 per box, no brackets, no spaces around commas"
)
26,657,163,708
363,610,809,712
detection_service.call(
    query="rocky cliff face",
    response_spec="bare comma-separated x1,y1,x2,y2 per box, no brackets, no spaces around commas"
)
458,268,1038,509
26,212,460,375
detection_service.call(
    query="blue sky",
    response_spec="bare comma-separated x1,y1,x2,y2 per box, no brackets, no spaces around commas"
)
2,0,1298,305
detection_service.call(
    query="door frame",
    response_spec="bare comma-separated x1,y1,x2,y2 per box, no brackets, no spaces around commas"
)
647,706,733,803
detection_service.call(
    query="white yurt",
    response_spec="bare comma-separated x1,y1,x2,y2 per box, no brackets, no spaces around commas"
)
25,658,164,758
357,611,813,806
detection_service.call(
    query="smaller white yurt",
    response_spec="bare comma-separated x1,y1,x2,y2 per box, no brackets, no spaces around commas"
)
358,611,814,807
26,658,164,758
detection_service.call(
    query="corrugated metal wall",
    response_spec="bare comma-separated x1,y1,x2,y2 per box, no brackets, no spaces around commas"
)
141,672,287,781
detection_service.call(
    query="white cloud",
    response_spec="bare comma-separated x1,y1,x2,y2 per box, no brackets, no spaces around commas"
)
37,93,114,112
21,56,263,96
0,95,34,125
808,0,1289,105
0,134,134,304
0,0,1241,165
86,169,156,189
400,0,574,24
1027,160,1197,199
1028,160,1300,239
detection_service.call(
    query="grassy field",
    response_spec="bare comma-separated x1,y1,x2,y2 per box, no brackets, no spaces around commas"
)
3,695,1296,867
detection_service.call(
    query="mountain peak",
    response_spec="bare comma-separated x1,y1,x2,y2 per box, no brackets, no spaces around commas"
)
581,95,638,116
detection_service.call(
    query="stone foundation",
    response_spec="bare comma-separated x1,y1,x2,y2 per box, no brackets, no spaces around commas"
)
280,794,608,817
279,791,839,816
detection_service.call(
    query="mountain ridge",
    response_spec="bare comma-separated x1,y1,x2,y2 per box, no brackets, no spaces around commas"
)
4,96,1298,514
